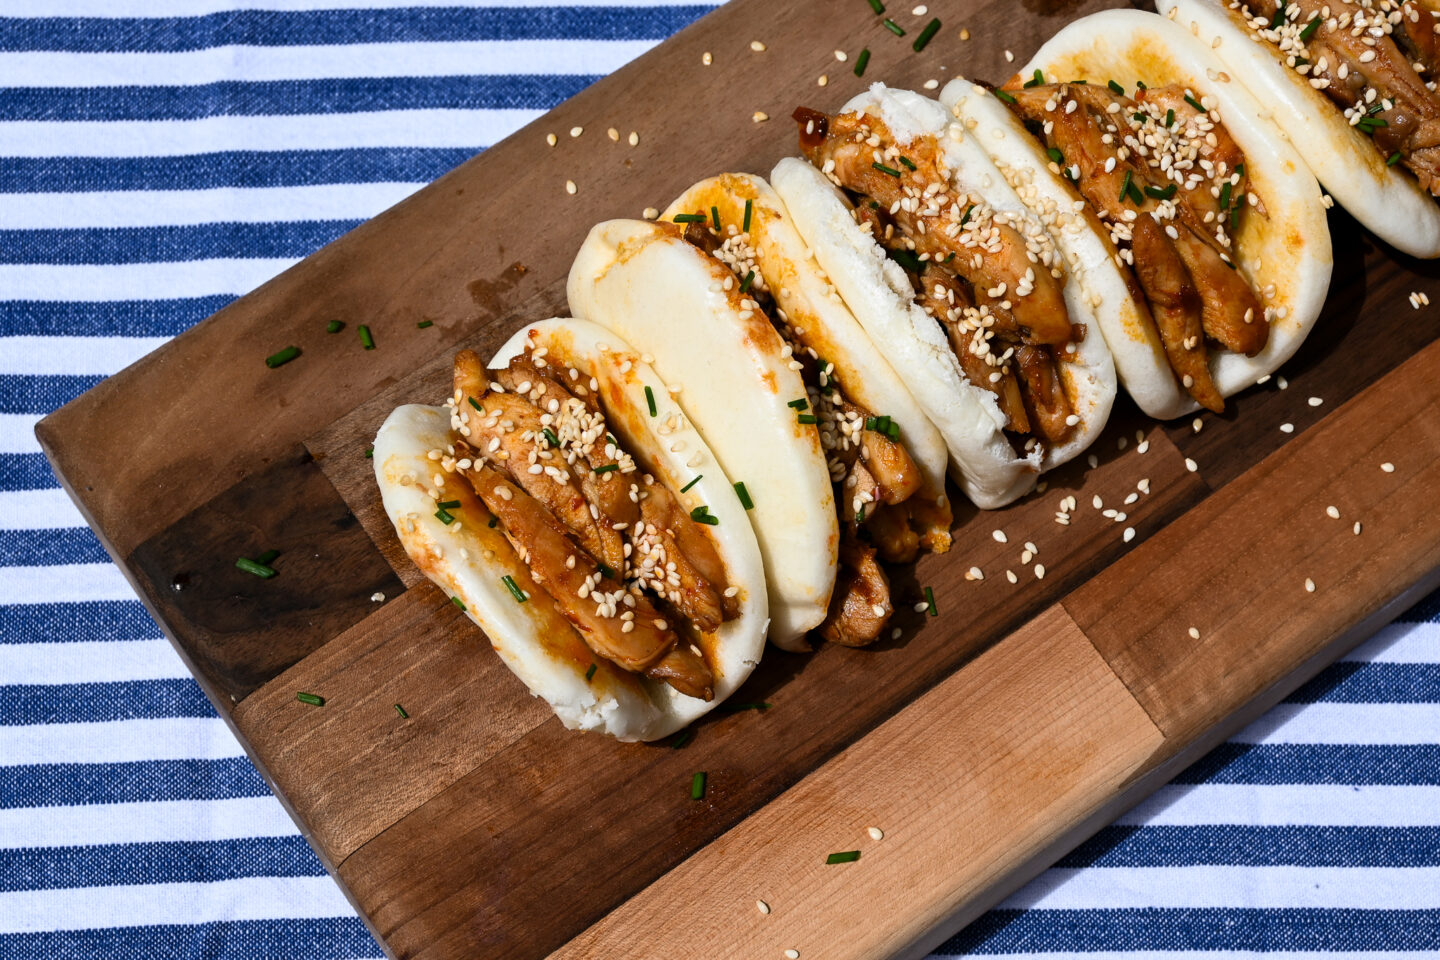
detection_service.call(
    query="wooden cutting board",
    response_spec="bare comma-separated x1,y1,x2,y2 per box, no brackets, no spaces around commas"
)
36,0,1440,957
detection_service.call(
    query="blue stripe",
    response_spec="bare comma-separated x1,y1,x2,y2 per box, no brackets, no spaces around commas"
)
0,528,109,567
0,147,477,193
0,7,713,52
0,75,596,121
0,298,226,337
0,757,268,808
1058,824,1440,868
0,601,158,644
941,908,1440,953
0,221,360,266
0,375,102,414
0,678,212,727
0,453,56,491
1285,661,1440,704
0,836,320,892
1177,743,1440,786
0,919,378,960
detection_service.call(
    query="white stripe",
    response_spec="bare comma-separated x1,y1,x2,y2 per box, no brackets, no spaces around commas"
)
1232,702,1440,745
0,40,657,87
1345,619,1440,662
1118,784,1440,827
0,488,86,530
0,259,297,302
0,184,419,230
0,639,180,686
0,876,355,933
0,564,136,604
1003,865,1440,909
0,796,297,849
0,717,241,766
0,337,167,375
7,0,716,13
0,109,536,157
0,414,43,455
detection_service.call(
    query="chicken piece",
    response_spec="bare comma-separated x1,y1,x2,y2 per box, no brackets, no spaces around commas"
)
817,538,892,647
863,503,920,564
1169,228,1268,357
636,479,734,631
1015,344,1075,445
645,642,715,702
859,425,923,505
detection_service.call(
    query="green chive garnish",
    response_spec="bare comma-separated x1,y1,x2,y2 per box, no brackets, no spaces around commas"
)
673,212,707,224
1108,79,1125,95
585,663,597,682
867,0,883,12
358,325,375,350
364,446,373,459
394,703,408,719
1270,1,1287,28
680,474,703,493
1025,69,1045,89
1126,178,1145,206
326,320,343,334
236,557,276,579
670,728,695,749
597,563,616,579
1046,146,1064,165
542,427,561,448
645,385,657,416
436,500,460,510
1165,108,1175,128
488,515,498,528
1184,94,1205,113
1136,80,1147,90
913,17,940,52
1388,150,1404,166
797,413,818,424
898,155,917,170
1300,16,1321,41
1145,183,1177,200
960,203,974,226
296,692,324,706
740,269,755,293
254,549,279,565
434,507,455,525
882,18,904,36
992,88,1016,104
854,47,870,77
1230,203,1242,230
1218,180,1233,211
452,595,466,611
873,162,903,177
594,463,619,475
706,206,719,231
1133,111,1147,123
689,505,718,525
265,346,300,368
734,481,753,510
468,396,483,412
742,198,753,233
925,585,937,617
826,850,861,864
691,771,707,800
416,319,433,329
787,397,809,410
1120,169,1135,204
501,575,527,603
888,247,923,273
856,504,866,523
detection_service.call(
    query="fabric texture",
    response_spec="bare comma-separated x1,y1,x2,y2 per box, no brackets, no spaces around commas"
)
1,2,1437,956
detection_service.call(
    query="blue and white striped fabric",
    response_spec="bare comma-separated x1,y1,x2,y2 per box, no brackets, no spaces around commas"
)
2,2,1438,956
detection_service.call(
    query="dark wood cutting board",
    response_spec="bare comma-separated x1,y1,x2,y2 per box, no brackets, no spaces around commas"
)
36,1,1440,957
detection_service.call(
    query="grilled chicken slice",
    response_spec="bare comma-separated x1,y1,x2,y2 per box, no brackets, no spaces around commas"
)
1169,229,1267,357
859,425,923,505
864,503,920,564
645,643,716,702
636,478,734,631
1015,344,1075,444
818,538,892,647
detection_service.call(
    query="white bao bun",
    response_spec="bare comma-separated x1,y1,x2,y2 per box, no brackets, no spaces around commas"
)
1161,0,1440,259
568,221,837,651
771,83,1116,509
373,318,768,742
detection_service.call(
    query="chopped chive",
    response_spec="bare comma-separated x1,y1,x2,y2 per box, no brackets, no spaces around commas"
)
866,0,883,12
1367,101,1385,116
734,481,754,510
1071,79,1088,84
740,269,756,293
1165,108,1175,128
689,505,719,525
960,203,974,226
645,385,657,416
854,47,870,77
1388,150,1404,166
669,728,695,749
254,549,279,565
797,413,818,425
913,17,940,52
1136,80,1147,90
898,155,917,170
1108,79,1125,95
1218,180,1233,211
501,575,527,603
1145,183,1177,200
1024,69,1045,89
236,557,276,579
1119,169,1135,204
434,507,455,525
394,703,408,718
882,18,904,36
358,325,375,350
742,198,754,233
672,212,707,223
680,474,703,493
925,585,937,617
296,692,325,707
597,562,616,579
888,247,923,273
607,433,618,446
1126,178,1145,206
416,319,433,329
992,88,1016,104
1184,94,1206,113
1046,146,1064,165
364,446,373,459
826,850,861,864
711,205,721,230
1230,203,1242,230
452,595,466,610
585,663,597,682
542,427,561,448
690,771,707,800
1133,111,1147,123
593,463,620,475
265,346,300,368
436,500,460,510
1293,56,1309,67
326,320,344,334
1270,0,1287,28
856,504,866,523
872,161,903,177
787,397,809,410
488,515,498,528
886,419,900,440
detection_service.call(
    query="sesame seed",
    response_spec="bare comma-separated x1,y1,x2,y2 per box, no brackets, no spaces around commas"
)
1034,564,1046,580
1006,569,1018,584
750,40,766,51
1305,578,1316,593
1192,418,1203,434
1137,440,1150,454
1092,495,1105,511
606,127,618,141
1185,458,1198,473
753,111,769,123
834,49,848,61
642,207,659,220
1123,527,1135,543
569,126,583,138
871,604,886,618
629,131,639,146
1354,522,1363,535
757,900,770,915
912,4,927,13
785,951,800,960
1276,376,1289,390
564,180,577,195
960,28,970,40
370,591,386,602
966,566,984,581
1087,454,1099,469
1381,462,1396,473
702,51,712,65
1004,49,1014,62
1188,627,1200,640
992,529,1008,544
1326,505,1340,520
818,74,829,86
913,601,930,613
1308,396,1323,407
545,132,557,147
1280,423,1294,434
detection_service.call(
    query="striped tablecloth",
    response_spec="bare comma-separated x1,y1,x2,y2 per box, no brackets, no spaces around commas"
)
3,2,1438,956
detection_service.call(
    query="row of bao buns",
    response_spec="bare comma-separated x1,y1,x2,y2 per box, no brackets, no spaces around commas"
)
376,4,1438,741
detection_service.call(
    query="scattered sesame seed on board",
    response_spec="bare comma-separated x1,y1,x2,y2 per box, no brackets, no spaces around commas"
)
1087,454,1099,469
628,131,639,146
1280,423,1294,434
913,601,930,613
818,74,829,86
750,40,766,52
960,27,971,40
785,950,800,960
1025,541,1038,554
757,900,770,915
565,180,577,195
868,826,885,840
1382,462,1396,473
1006,569,1018,584
834,49,848,61
1308,396,1323,407
913,4,928,13
1034,564,1046,580
1123,527,1135,543
1192,418,1203,434
1305,578,1316,593
923,78,939,90
1004,49,1015,62
1354,521,1363,535
1092,495,1103,510
1188,627,1200,640
753,111,770,123
642,207,659,220
1185,458,1198,473
702,51,713,65
1326,505,1340,519
1277,376,1289,390
569,126,583,138
606,127,619,141
992,529,1007,544
966,566,984,581
1137,439,1150,454
545,132,557,147
370,591,385,602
